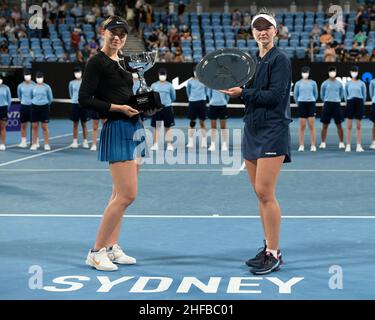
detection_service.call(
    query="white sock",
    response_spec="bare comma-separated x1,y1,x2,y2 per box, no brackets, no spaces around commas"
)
266,248,278,259
83,139,88,143
73,139,78,143
21,137,26,143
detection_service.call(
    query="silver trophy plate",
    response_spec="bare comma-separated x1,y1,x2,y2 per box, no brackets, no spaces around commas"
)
196,48,256,90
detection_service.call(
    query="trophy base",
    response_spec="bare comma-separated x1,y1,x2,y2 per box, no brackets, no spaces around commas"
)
129,91,162,115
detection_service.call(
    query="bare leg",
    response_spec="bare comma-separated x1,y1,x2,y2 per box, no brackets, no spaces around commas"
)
20,122,27,139
32,122,38,145
346,119,352,145
0,121,6,144
153,127,159,144
73,122,79,140
356,119,362,145
245,159,267,242
41,123,49,145
82,122,88,140
220,119,227,144
106,164,141,247
254,156,285,251
336,123,344,143
211,120,217,143
165,127,172,144
199,119,206,144
94,160,138,250
92,120,99,146
321,123,329,143
299,118,306,146
308,117,316,147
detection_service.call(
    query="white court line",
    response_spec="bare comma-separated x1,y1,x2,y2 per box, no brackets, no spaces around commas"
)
0,145,73,167
0,214,375,219
1,168,375,173
1,128,101,167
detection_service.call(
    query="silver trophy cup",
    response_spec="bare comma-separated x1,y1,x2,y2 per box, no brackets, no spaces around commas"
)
127,51,162,115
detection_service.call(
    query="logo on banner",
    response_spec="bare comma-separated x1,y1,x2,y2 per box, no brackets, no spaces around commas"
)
6,104,21,132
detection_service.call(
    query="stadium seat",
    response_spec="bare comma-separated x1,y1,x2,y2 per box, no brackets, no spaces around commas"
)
296,47,307,59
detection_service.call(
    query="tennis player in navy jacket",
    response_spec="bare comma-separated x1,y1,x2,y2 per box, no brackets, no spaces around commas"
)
222,9,292,275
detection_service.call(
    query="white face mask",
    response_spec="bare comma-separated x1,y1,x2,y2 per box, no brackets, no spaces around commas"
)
0,79,3,85
74,72,82,79
350,72,358,78
132,73,139,80
36,77,44,84
301,73,309,79
159,75,167,82
329,72,336,78
24,75,31,81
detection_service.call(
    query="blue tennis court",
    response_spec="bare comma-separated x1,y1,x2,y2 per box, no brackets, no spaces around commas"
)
1,118,375,300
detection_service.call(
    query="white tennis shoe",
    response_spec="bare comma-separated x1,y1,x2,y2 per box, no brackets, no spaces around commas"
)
356,144,364,152
86,247,118,271
107,244,136,265
82,140,89,149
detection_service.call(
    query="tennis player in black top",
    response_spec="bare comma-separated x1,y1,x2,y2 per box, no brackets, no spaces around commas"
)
222,9,292,275
79,16,146,271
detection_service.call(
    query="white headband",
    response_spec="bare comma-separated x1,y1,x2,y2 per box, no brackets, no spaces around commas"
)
251,14,277,29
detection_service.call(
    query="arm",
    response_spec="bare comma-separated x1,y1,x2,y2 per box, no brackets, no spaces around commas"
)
207,88,212,100
370,81,374,99
186,81,191,98
6,86,11,108
241,54,291,109
293,81,299,102
170,84,176,102
320,82,326,102
78,58,111,112
341,83,346,102
313,81,319,101
362,82,367,103
69,82,73,99
47,85,53,105
17,84,21,100
344,83,349,101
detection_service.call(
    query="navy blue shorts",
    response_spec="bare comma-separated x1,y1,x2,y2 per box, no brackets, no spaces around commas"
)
297,101,316,118
0,106,7,121
20,104,32,123
98,119,148,162
88,110,108,120
208,105,228,120
320,102,344,125
188,100,207,120
370,103,375,123
242,121,291,163
70,103,88,123
151,106,175,128
346,98,364,120
31,104,50,123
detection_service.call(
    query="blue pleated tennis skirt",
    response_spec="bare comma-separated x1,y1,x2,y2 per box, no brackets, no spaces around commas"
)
98,118,148,162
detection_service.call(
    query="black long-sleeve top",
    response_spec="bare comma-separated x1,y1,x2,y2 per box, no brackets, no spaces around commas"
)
78,50,137,121
242,46,292,128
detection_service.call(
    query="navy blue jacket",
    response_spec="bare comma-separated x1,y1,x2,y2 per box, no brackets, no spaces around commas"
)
242,46,292,128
